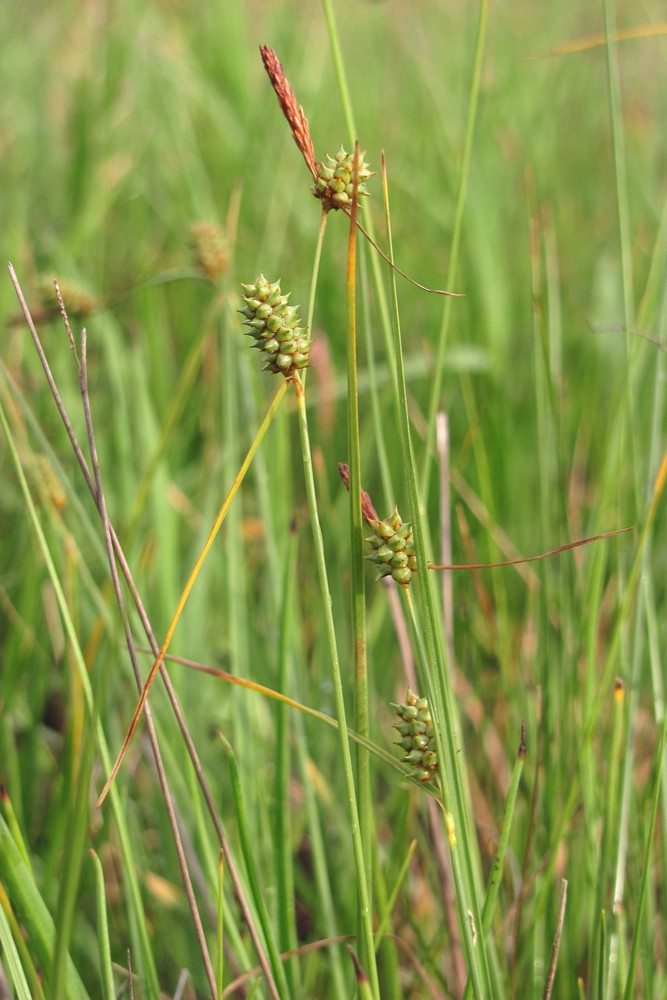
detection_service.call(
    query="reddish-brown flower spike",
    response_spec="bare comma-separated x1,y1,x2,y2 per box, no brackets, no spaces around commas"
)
260,45,318,181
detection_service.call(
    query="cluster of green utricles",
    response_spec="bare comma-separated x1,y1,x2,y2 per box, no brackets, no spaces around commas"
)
366,506,417,586
240,275,309,377
392,689,439,784
313,145,373,211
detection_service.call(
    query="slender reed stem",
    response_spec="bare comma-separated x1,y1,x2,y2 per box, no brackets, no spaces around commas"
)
293,373,380,998
346,146,373,954
422,0,489,500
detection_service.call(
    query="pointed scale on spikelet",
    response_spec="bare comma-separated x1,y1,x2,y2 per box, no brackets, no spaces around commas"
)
239,275,310,378
391,689,439,783
366,505,417,587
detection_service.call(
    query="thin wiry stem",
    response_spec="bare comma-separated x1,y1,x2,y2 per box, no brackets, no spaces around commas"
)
7,262,280,1000
543,879,568,1000
422,0,489,499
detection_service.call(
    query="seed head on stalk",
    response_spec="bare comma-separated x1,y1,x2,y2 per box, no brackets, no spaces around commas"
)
366,505,418,587
338,463,417,588
313,145,374,214
259,45,461,298
392,689,439,783
239,274,310,378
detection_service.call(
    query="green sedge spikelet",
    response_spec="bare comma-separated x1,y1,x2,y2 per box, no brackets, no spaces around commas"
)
392,689,439,784
239,275,309,377
366,505,417,586
314,146,374,212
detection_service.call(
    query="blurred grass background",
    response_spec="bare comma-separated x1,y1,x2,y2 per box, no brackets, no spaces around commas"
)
1,0,666,997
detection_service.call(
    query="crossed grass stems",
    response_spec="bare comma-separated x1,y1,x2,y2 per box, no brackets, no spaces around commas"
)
6,41,639,1000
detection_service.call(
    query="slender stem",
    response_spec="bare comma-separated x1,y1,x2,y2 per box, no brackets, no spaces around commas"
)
321,0,357,143
346,147,373,978
622,676,667,999
422,0,489,500
274,524,300,996
220,736,291,998
305,208,329,347
293,374,380,998
543,880,568,1000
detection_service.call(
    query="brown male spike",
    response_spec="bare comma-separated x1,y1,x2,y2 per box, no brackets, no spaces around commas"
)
260,45,318,181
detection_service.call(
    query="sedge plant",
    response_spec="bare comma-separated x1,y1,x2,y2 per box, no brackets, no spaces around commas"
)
1,3,666,998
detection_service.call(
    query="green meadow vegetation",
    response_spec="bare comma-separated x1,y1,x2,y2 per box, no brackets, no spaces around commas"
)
1,0,666,997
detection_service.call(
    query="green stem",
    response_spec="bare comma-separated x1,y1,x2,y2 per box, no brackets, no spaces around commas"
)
422,0,489,500
219,736,291,998
346,154,373,979
274,524,300,997
321,0,357,143
90,850,115,1000
622,677,667,999
293,375,380,998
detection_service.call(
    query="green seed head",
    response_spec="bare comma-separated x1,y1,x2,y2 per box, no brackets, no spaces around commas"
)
240,275,310,378
313,146,374,212
391,689,438,783
366,506,417,586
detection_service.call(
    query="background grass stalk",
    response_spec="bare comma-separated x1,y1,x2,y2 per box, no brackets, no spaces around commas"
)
219,735,291,998
590,682,625,991
217,851,224,1000
422,0,489,498
463,724,526,1000
274,523,300,997
0,895,34,1000
293,372,380,998
89,850,115,1000
622,685,667,999
50,709,96,1000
